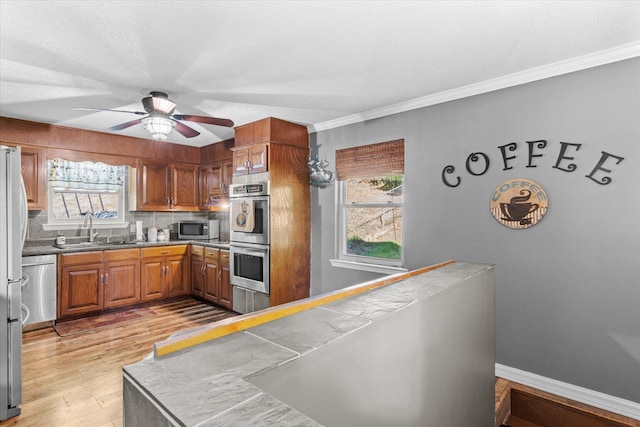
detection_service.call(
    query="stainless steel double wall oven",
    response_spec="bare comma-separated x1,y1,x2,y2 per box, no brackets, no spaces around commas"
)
229,182,270,304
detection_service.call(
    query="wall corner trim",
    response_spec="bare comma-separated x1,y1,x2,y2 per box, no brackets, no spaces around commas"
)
495,363,640,421
308,41,640,134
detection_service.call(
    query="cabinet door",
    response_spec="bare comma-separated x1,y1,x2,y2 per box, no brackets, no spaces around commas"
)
171,164,199,211
140,258,166,301
219,262,232,310
60,263,104,317
198,166,210,209
138,160,170,210
104,259,140,309
199,163,224,208
208,163,224,196
190,256,205,297
221,159,233,192
166,255,189,297
232,149,250,175
247,144,268,174
203,257,219,303
21,147,47,210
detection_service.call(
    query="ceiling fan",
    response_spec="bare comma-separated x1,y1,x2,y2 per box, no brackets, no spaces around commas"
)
74,91,234,140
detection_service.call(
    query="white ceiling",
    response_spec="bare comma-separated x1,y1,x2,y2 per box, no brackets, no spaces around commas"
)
1,1,639,147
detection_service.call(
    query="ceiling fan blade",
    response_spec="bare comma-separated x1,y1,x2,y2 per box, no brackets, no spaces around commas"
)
73,107,147,115
172,114,234,127
173,121,200,138
109,119,142,131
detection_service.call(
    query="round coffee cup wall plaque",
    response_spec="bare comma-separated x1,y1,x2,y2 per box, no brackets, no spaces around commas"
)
489,178,548,229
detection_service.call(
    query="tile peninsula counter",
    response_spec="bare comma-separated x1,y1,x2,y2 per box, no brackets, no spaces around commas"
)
123,261,495,426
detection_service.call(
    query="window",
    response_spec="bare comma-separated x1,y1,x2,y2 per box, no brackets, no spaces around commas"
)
45,159,128,229
332,139,405,273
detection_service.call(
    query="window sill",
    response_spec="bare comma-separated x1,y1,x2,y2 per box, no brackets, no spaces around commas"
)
42,222,129,231
330,259,408,275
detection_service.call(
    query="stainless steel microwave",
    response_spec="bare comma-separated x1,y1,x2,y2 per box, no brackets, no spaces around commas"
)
177,220,209,240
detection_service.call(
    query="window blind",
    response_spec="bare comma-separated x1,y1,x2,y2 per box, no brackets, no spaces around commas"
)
335,139,404,180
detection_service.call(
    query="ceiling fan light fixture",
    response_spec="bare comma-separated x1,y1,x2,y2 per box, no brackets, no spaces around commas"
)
141,116,175,140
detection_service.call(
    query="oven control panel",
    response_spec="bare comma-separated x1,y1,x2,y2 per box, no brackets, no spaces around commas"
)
229,182,270,197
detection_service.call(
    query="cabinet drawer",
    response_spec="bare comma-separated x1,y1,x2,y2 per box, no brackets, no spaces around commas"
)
60,251,104,266
104,248,140,262
191,245,204,256
219,250,230,264
205,248,219,258
142,245,188,259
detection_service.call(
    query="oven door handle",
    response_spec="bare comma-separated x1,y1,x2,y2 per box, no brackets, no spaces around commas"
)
234,248,266,257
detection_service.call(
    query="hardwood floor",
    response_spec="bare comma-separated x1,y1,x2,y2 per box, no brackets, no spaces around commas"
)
0,298,237,427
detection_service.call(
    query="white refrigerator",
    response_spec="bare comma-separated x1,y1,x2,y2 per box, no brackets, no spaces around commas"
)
0,145,27,421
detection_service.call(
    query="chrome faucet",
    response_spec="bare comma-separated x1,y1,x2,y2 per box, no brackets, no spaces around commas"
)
82,212,99,242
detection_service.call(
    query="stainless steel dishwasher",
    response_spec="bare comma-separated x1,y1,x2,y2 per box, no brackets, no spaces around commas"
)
21,255,57,327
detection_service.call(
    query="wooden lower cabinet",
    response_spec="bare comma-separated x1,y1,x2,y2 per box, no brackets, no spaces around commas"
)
57,244,227,320
140,245,189,302
219,250,232,310
190,246,232,310
190,246,205,298
60,261,103,317
204,248,220,302
104,256,141,309
58,249,140,318
166,255,189,297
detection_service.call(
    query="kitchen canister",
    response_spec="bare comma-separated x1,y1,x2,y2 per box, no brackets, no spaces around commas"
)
135,220,144,241
147,226,158,242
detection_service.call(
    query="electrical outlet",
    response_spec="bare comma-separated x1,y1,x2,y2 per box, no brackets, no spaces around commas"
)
129,223,136,233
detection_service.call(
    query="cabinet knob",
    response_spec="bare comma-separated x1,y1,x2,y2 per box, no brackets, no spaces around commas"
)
99,274,104,285
104,273,108,284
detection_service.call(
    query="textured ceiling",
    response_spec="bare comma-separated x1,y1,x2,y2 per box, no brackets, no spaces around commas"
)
1,1,639,147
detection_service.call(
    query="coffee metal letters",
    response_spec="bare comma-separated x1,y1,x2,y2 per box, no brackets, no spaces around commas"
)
441,140,624,188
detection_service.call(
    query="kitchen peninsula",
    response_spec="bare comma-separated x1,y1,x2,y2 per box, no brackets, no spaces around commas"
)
123,261,495,426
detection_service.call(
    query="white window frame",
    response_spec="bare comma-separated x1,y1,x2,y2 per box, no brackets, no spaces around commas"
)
43,162,129,231
330,178,407,275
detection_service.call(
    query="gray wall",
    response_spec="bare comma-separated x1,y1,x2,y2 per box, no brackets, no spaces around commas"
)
310,58,640,403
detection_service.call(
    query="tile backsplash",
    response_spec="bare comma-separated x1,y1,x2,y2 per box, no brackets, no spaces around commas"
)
25,210,230,246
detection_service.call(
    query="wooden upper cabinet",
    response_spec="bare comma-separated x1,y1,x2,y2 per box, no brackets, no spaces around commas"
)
232,143,269,176
199,160,230,207
171,163,199,210
137,160,170,210
231,117,308,176
136,159,198,211
20,146,47,210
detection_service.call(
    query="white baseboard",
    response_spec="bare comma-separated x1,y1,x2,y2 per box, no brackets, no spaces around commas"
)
495,364,640,421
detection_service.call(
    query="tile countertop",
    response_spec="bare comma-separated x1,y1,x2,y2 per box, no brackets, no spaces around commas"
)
122,261,495,426
22,239,230,256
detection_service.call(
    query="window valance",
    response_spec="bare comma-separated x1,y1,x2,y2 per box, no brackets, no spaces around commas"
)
48,159,126,191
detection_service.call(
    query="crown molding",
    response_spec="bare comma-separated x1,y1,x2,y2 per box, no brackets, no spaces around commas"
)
308,41,640,134
496,363,640,421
